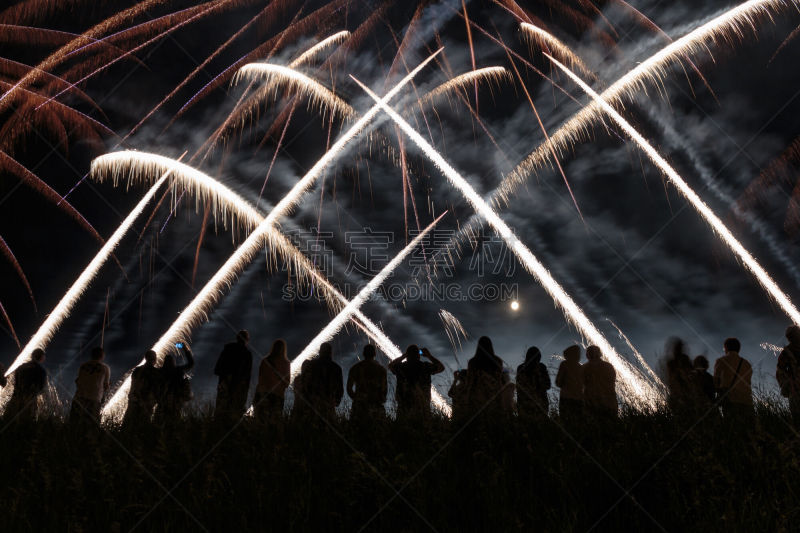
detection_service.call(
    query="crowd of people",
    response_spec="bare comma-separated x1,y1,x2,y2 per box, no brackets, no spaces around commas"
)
1,325,800,426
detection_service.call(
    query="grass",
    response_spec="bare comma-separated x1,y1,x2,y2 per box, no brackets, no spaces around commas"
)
0,399,799,532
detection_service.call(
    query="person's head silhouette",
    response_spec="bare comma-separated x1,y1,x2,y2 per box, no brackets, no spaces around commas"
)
563,345,580,363
723,338,741,354
693,355,709,370
163,354,176,370
475,336,494,359
269,339,287,360
31,348,45,364
144,350,157,366
363,344,376,360
236,330,250,346
586,345,602,361
91,347,104,361
319,342,333,361
525,346,542,365
405,345,420,361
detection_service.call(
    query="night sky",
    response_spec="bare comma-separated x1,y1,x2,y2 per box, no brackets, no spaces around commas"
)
2,0,800,408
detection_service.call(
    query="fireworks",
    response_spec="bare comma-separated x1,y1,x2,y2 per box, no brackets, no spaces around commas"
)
548,54,800,326
352,76,660,406
291,214,445,375
417,67,511,110
5,165,177,377
500,0,798,205
233,63,355,122
100,51,442,421
519,22,595,80
439,309,469,363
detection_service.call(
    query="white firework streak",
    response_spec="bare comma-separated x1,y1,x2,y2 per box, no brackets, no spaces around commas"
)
4,166,176,378
605,319,664,390
291,31,351,66
548,54,800,326
91,152,449,419
352,76,660,406
233,63,355,121
520,22,595,79
439,309,468,357
100,50,443,421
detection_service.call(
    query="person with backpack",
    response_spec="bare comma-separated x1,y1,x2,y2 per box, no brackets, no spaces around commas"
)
155,343,194,422
70,346,111,425
713,337,753,420
214,330,253,420
777,325,800,425
516,346,551,418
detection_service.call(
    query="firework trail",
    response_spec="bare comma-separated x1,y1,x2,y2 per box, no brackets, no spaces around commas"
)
605,319,664,390
352,76,660,406
3,163,178,378
233,63,355,121
0,300,20,348
100,52,442,421
548,54,800,326
291,214,445,376
417,67,511,109
0,235,35,311
520,22,595,80
644,107,800,289
199,31,352,158
439,309,468,366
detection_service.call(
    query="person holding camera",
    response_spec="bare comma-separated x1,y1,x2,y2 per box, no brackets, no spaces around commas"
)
389,345,444,418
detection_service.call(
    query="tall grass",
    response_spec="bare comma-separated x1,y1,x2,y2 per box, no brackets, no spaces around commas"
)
0,399,798,532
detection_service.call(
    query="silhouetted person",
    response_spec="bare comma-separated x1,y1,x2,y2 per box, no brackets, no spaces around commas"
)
124,350,162,426
583,345,617,418
0,362,6,388
155,343,194,422
70,346,110,425
777,325,800,425
465,336,505,414
5,348,47,421
691,355,715,409
347,344,387,421
253,339,290,422
448,369,469,419
214,330,253,420
665,338,694,413
713,337,753,420
556,345,583,419
516,346,551,417
389,345,445,418
296,342,343,420
123,350,163,427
